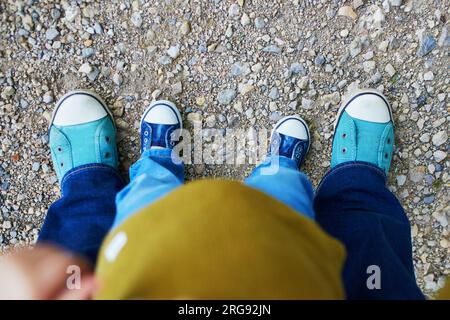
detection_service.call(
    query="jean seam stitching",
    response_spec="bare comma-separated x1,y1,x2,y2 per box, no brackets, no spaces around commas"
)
316,162,386,194
61,164,123,186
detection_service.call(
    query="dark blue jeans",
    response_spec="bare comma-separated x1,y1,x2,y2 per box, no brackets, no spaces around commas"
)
314,162,424,299
39,161,423,299
38,164,126,264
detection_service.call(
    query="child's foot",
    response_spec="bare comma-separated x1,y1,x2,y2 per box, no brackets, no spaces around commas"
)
269,115,310,169
49,90,118,183
331,89,394,175
140,100,182,153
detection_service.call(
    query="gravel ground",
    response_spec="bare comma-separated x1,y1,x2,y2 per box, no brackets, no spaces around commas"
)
0,0,449,297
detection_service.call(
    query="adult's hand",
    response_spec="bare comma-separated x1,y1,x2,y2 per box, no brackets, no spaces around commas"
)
0,245,96,300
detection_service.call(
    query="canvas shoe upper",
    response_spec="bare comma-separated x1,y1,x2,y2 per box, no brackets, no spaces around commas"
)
140,100,183,153
269,115,310,169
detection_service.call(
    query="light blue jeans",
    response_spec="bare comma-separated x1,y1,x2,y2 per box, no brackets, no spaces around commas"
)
114,149,315,227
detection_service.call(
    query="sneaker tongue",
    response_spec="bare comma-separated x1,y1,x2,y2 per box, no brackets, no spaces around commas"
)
352,116,392,171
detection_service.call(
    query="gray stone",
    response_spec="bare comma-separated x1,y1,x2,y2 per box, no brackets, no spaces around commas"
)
113,73,123,86
410,167,425,183
167,44,181,59
290,62,305,75
43,92,53,104
158,55,172,65
363,60,376,73
288,101,297,110
217,89,236,105
82,48,95,58
438,26,450,47
423,195,435,204
419,133,430,143
268,87,280,100
65,6,80,22
45,27,59,41
432,131,447,147
417,35,437,57
42,163,49,174
385,63,396,77
32,162,40,172
79,62,92,74
131,12,143,28
262,45,281,54
314,54,325,65
371,71,382,84
389,0,402,6
423,71,434,81
171,81,183,95
301,98,314,109
230,62,250,77
51,8,61,20
254,17,266,29
433,150,447,163
87,67,100,81
93,22,103,34
396,175,406,186
20,99,28,109
228,4,240,17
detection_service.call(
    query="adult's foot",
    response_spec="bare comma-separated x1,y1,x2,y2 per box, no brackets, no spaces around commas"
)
331,89,394,175
49,90,118,183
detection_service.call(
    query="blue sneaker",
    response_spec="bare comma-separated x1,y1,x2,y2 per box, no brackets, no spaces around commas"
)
140,100,183,153
269,115,311,169
331,89,394,175
49,90,118,183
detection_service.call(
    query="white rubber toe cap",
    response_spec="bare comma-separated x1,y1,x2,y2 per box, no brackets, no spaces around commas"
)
53,92,107,126
345,93,391,123
274,116,309,140
143,100,181,125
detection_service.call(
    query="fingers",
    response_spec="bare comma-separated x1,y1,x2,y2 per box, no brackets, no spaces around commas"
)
0,245,95,300
56,274,98,300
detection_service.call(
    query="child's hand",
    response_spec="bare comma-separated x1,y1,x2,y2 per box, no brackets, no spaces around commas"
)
0,245,97,300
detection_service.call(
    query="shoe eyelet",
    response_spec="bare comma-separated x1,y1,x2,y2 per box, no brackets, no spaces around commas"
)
57,147,62,152
342,133,347,138
342,148,347,154
387,138,391,144
105,152,111,158
384,153,388,159
144,138,148,143
60,162,64,167
144,131,149,136
105,136,110,143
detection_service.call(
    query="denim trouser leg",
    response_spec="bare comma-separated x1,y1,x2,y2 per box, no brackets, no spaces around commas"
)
244,156,315,219
314,161,424,299
38,164,126,264
113,148,184,227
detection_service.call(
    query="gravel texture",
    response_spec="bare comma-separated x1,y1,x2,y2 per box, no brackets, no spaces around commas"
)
0,0,449,297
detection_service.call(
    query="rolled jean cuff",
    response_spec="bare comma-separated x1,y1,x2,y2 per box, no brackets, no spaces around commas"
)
317,161,386,193
254,155,298,174
61,163,124,195
141,148,173,159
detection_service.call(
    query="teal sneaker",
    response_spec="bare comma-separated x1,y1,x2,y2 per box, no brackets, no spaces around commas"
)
49,90,118,183
331,89,394,175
